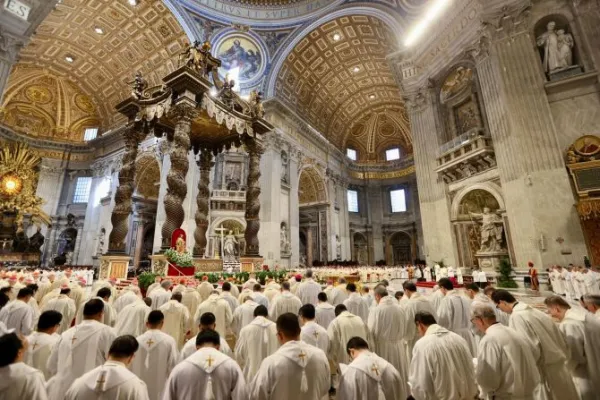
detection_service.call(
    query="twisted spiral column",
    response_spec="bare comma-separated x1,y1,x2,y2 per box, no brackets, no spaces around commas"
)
244,139,263,256
108,126,143,253
161,104,194,248
193,150,213,257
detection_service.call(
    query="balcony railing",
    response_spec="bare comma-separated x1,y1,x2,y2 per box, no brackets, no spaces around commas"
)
435,131,496,183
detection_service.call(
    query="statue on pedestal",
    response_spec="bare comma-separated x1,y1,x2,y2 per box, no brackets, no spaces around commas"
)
223,230,239,261
470,207,504,252
280,223,291,255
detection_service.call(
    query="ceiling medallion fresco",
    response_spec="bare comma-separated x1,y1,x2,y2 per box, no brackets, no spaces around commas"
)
275,15,409,160
10,0,189,136
1,65,100,142
215,33,265,86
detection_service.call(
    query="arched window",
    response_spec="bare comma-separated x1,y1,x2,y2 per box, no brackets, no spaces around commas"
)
385,147,400,161
346,148,357,161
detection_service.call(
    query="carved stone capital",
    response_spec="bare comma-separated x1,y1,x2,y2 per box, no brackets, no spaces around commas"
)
0,29,26,62
482,5,532,41
466,27,492,64
167,102,198,121
403,86,432,115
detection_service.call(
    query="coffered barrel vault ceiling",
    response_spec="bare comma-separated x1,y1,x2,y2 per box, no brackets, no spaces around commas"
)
274,15,410,160
2,0,188,141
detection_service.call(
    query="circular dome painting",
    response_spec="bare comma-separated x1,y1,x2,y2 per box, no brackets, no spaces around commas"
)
215,34,264,84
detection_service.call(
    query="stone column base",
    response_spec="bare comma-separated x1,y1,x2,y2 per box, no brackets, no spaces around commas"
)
240,256,263,272
475,250,509,272
99,255,130,280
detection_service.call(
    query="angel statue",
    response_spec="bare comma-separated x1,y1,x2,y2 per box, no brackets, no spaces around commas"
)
129,71,148,99
248,90,264,118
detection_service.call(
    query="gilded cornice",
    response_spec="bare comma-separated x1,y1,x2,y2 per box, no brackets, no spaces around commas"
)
349,164,416,180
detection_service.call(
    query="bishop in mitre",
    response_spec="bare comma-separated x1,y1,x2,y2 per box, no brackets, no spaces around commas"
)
65,335,149,400
163,329,248,400
46,299,117,400
234,305,279,382
158,292,190,350
132,311,179,400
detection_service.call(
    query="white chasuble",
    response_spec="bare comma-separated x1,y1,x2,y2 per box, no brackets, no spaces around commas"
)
269,291,302,321
43,294,76,333
328,311,370,366
65,361,149,400
234,316,279,382
436,290,477,356
114,300,151,337
180,333,232,360
163,347,247,400
232,300,259,337
158,300,190,350
24,331,60,379
131,330,179,400
338,351,404,400
194,294,232,338
0,362,48,400
300,321,329,353
315,302,336,329
46,319,116,400
249,340,330,400
344,293,369,323
0,299,35,336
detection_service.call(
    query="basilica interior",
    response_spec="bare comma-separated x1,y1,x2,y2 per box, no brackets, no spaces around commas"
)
0,0,599,280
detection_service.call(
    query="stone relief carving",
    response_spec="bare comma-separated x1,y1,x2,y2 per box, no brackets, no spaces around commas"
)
440,67,473,103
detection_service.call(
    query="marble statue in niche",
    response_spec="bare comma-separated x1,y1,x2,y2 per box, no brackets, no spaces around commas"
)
469,207,505,252
281,151,289,183
336,235,341,261
537,21,578,78
223,230,239,261
96,228,105,256
280,222,291,254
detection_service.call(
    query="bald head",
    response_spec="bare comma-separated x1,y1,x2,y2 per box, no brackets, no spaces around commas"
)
161,281,171,289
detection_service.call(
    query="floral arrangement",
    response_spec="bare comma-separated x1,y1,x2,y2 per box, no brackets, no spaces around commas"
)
194,270,289,285
164,248,194,267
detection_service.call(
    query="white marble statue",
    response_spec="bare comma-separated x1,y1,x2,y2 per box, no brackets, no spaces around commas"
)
223,231,238,260
537,21,575,74
469,207,504,252
280,224,291,254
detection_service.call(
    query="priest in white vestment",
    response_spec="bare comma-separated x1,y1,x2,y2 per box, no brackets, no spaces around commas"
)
195,291,232,338
316,292,336,329
583,294,600,320
329,278,348,305
113,288,139,314
181,283,201,333
234,305,279,382
132,311,179,400
196,277,214,302
242,274,259,290
299,304,329,353
114,298,151,337
409,311,478,400
269,282,303,320
471,285,510,325
0,287,35,335
249,313,330,400
338,336,404,400
24,310,62,379
328,304,370,366
65,335,149,400
263,281,281,303
0,330,48,400
148,281,172,311
43,287,76,333
252,284,269,309
145,277,162,297
46,299,117,400
545,295,600,400
436,278,477,355
343,283,369,323
471,303,540,400
493,289,579,400
367,285,409,395
296,270,322,305
76,290,116,327
220,282,240,313
232,295,259,337
158,292,190,350
180,311,233,359
163,329,248,400
400,282,436,361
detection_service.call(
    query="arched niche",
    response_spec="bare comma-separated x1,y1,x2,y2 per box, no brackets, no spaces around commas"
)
135,153,161,199
450,183,505,221
389,231,412,265
353,232,368,265
298,166,328,206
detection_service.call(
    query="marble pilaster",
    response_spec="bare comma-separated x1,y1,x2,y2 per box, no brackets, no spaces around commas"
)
0,30,24,103
257,145,281,264
471,8,587,266
288,153,300,267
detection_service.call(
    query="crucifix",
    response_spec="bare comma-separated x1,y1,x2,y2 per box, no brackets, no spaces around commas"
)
312,331,319,339
371,363,380,376
205,355,214,367
95,372,107,391
146,338,155,347
298,351,306,362
31,342,38,350
214,225,228,260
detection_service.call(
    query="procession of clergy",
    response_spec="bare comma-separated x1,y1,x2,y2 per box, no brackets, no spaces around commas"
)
1,267,600,400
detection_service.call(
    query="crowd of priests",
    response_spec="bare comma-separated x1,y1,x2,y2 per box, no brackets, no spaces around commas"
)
0,267,599,400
